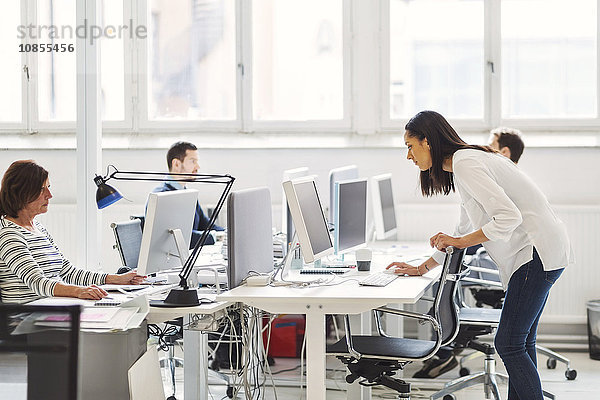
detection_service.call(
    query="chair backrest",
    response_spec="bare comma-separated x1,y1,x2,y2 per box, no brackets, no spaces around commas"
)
0,303,81,400
470,247,501,282
432,247,466,346
111,219,143,269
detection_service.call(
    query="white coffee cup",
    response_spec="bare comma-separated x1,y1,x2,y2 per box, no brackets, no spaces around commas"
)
355,248,372,271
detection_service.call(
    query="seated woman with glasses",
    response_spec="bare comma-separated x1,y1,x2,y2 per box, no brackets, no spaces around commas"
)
0,160,145,303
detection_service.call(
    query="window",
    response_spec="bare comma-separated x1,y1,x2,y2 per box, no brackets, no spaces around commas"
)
501,0,597,118
36,0,77,122
252,0,344,121
0,2,22,123
147,0,236,121
389,0,484,120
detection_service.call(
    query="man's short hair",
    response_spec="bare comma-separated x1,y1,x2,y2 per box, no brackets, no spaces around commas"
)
166,141,197,171
490,127,524,163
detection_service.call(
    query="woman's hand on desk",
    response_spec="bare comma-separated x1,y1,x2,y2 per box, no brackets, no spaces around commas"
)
386,262,420,276
105,271,146,285
387,256,439,276
76,285,108,300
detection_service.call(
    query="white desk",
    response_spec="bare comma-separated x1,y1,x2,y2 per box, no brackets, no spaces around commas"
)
217,249,440,400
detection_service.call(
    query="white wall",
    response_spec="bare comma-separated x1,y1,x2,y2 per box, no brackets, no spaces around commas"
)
1,145,599,328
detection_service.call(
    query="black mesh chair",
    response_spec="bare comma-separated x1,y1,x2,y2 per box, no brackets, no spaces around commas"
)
0,303,81,400
326,247,465,398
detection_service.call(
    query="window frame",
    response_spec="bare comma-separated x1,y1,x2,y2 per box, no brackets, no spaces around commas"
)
1,0,599,140
380,0,600,134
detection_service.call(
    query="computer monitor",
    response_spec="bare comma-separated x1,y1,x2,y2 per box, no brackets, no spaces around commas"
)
227,187,274,288
282,177,334,263
282,167,309,245
328,165,358,222
137,190,198,275
333,178,368,255
371,173,398,240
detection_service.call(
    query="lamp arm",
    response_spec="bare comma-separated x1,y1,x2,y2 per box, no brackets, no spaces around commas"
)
178,177,235,288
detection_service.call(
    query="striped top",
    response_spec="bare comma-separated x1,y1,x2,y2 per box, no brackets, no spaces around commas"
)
0,216,108,303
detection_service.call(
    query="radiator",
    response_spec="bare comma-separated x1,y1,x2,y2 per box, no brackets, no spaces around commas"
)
38,203,599,323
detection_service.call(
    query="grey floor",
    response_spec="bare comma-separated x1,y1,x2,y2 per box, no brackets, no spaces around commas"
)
1,347,597,399
160,350,599,400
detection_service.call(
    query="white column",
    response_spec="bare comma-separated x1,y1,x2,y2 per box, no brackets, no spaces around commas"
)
350,0,381,135
76,0,102,269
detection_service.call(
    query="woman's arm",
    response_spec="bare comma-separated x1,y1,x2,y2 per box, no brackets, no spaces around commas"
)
386,256,440,276
429,229,489,251
53,282,108,300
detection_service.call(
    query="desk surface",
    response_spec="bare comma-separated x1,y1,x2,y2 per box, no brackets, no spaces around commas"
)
218,244,438,314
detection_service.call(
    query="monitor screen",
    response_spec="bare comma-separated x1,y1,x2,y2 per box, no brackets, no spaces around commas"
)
283,178,333,263
137,190,198,275
328,165,358,222
282,167,309,245
334,179,367,254
372,174,397,240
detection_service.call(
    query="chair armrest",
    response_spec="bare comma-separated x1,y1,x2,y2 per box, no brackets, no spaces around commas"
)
372,305,440,338
345,306,442,360
461,276,503,288
468,266,500,277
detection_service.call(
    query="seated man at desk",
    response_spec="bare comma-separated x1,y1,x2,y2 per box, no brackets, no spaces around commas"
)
152,141,224,246
0,160,144,304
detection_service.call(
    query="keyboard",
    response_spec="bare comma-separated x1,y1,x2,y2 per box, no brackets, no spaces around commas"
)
359,273,398,287
299,268,351,275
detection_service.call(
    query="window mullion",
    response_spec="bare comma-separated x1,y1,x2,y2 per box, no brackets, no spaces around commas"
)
597,0,600,119
239,0,253,133
485,0,501,128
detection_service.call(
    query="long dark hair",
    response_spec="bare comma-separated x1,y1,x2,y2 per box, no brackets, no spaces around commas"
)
405,111,495,197
0,160,49,218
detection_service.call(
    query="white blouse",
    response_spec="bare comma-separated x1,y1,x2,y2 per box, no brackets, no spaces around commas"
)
432,149,574,289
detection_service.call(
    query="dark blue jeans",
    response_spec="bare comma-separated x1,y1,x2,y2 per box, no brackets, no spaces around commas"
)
494,248,563,400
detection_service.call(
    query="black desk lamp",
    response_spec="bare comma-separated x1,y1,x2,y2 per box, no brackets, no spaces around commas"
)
93,165,235,307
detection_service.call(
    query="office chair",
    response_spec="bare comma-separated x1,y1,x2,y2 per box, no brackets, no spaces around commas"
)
431,259,557,400
0,303,81,400
110,218,143,270
459,248,576,381
327,247,465,398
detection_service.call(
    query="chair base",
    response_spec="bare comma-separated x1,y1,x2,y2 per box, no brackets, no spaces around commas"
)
431,354,555,400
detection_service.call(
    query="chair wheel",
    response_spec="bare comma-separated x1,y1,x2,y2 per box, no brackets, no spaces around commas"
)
346,373,359,384
209,359,220,371
459,367,470,377
443,395,456,400
226,386,234,398
546,358,557,369
166,396,177,400
566,369,577,380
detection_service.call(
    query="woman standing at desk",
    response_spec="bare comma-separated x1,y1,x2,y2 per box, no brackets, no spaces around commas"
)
387,111,572,400
0,160,144,303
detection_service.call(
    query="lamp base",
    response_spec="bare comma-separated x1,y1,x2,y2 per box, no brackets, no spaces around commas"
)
149,288,200,308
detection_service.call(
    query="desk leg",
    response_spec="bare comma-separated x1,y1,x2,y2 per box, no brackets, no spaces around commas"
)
184,315,208,400
347,312,372,400
305,310,327,400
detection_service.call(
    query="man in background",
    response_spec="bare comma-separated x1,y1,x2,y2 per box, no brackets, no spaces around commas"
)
412,127,525,379
489,127,525,163
153,141,224,247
